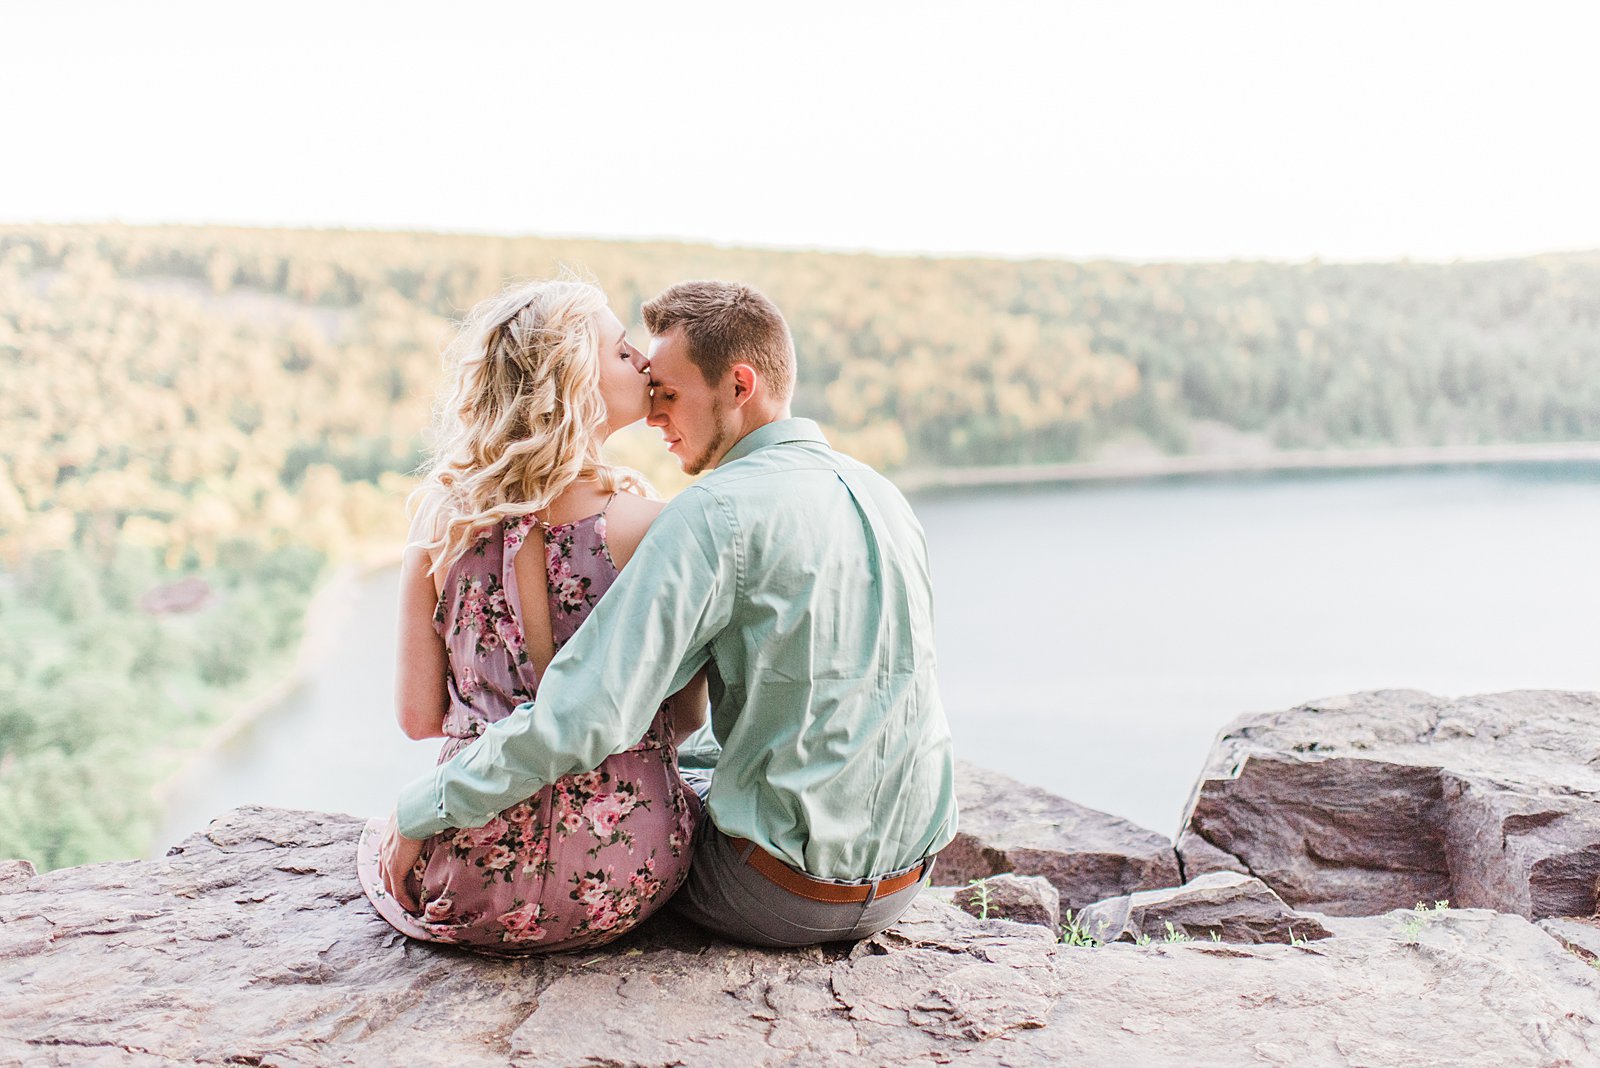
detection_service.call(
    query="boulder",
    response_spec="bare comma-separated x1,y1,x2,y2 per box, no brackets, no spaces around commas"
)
937,762,1180,911
1074,871,1334,945
2,805,1596,1066
1179,689,1600,918
942,873,1061,930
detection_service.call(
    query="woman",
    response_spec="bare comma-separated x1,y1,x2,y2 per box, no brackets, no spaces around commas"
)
355,278,704,953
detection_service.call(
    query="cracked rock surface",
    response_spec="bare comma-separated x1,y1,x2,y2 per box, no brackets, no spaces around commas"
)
3,804,1598,1066
1179,689,1600,918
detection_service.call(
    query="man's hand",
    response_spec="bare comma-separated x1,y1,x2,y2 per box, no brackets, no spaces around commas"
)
378,812,423,912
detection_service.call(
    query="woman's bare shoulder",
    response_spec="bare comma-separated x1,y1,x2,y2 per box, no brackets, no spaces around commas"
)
609,489,667,522
605,490,667,569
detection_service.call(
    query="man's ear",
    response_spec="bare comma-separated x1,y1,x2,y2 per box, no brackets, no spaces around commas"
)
729,363,758,406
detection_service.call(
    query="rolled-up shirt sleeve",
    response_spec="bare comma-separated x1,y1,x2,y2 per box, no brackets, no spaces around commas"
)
395,489,738,839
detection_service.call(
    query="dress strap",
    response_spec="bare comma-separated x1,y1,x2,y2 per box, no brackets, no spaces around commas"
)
504,512,548,554
600,491,620,515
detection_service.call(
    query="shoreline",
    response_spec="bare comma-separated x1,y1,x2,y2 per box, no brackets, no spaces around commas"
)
891,440,1600,494
146,547,403,847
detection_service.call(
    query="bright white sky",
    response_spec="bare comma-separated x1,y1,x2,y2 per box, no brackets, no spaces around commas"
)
3,0,1597,261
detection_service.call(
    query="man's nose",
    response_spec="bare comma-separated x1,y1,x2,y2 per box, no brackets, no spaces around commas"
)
646,402,667,427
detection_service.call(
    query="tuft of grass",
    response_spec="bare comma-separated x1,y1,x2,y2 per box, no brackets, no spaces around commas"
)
1057,913,1218,950
1397,899,1450,943
1059,909,1104,948
965,878,993,921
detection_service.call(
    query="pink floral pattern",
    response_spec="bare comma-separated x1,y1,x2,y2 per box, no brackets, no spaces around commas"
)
358,507,698,954
545,521,603,617
446,570,523,663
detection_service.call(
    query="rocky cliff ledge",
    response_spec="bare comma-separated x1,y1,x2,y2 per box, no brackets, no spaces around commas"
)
3,691,1599,1067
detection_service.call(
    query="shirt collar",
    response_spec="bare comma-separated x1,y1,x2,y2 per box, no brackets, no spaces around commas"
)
718,417,828,467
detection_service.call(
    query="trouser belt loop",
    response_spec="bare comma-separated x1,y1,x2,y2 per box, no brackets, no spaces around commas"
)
736,838,758,865
863,877,881,908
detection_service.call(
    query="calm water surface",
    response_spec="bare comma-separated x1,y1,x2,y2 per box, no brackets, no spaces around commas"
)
154,464,1600,851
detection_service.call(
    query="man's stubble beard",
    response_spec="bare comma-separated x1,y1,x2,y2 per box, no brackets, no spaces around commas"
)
683,399,734,476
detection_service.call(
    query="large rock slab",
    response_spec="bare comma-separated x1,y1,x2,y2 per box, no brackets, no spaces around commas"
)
2,804,1597,1066
1075,871,1334,945
937,761,1180,911
1179,689,1600,918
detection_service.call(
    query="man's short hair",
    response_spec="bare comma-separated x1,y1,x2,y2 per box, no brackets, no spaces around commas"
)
642,281,795,402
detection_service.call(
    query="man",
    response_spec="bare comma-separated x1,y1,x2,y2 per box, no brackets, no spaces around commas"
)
380,280,956,946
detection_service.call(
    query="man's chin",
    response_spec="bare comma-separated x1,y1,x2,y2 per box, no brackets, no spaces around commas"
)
683,446,720,477
659,440,691,474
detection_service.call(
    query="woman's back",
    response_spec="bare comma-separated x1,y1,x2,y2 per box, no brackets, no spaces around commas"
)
357,490,699,953
433,506,618,756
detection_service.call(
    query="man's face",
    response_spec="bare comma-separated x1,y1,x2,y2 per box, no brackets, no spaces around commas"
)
646,326,734,475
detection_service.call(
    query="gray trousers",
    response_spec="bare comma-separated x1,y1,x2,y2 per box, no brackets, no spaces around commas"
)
670,779,932,948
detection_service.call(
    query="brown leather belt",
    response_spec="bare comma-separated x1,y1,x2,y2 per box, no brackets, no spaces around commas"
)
726,836,933,904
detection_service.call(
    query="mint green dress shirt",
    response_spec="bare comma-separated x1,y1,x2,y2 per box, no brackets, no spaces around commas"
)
396,418,958,880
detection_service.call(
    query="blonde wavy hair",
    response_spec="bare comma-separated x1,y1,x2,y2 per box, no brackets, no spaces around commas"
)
411,277,649,575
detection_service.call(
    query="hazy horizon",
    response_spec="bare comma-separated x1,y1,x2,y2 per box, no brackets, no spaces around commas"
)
10,218,1599,269
7,0,1598,263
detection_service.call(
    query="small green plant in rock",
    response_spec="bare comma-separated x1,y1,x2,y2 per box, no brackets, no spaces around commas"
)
1162,921,1192,944
1059,909,1104,949
965,878,993,921
1397,899,1450,943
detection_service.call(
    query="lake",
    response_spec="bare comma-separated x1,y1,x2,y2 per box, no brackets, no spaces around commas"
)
152,463,1600,851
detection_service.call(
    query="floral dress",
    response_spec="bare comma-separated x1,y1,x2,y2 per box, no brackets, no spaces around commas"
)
356,508,699,954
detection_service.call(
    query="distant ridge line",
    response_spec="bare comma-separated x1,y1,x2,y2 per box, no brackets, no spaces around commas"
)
892,441,1600,494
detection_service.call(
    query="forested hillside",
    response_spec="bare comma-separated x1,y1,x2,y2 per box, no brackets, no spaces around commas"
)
3,223,1598,868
